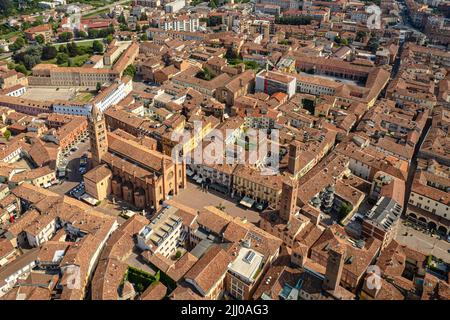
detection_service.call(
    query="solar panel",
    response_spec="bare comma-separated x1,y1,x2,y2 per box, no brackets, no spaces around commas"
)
244,250,256,263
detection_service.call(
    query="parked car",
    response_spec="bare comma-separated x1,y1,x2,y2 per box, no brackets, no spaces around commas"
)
255,203,264,211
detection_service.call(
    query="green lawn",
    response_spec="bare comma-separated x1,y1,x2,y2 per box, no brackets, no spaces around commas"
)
41,58,57,65
53,40,95,50
228,58,257,68
43,54,90,67
68,0,109,8
69,54,90,67
82,8,110,18
125,267,159,293
0,30,23,40
72,92,94,103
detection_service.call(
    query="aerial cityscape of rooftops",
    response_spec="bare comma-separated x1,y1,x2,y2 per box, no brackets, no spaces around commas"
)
0,0,448,302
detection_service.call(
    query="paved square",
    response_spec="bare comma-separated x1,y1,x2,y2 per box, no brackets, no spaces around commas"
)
22,87,77,101
173,181,261,224
396,222,450,263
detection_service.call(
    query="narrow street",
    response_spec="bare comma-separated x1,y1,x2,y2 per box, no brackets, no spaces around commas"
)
402,117,432,214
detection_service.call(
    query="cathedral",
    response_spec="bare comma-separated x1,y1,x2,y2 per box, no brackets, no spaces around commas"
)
86,105,187,212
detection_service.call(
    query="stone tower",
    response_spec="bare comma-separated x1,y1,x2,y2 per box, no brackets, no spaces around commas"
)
88,105,108,167
279,177,299,222
287,140,302,177
323,245,346,292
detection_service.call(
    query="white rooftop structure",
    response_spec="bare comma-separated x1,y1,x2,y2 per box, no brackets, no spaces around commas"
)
228,247,264,284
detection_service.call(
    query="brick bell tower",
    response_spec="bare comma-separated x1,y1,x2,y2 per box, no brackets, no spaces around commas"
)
288,140,302,177
323,245,346,292
279,176,299,223
88,105,108,167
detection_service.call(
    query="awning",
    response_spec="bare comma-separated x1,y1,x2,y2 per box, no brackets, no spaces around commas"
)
210,183,228,194
240,196,255,208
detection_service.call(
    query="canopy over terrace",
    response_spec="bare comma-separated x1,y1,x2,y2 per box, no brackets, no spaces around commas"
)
240,196,255,208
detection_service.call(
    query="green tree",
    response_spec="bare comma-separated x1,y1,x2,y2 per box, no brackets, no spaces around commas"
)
13,45,43,70
135,24,141,32
67,42,78,57
42,45,57,60
35,34,45,44
216,203,226,211
15,64,27,74
118,12,127,24
140,33,148,41
105,34,113,44
23,55,41,70
75,30,88,38
58,31,73,43
3,130,11,141
225,48,238,60
243,61,259,70
76,45,87,56
356,31,367,42
123,64,137,78
92,40,104,53
32,17,44,27
367,36,380,53
96,82,102,92
135,283,144,293
56,53,69,65
119,24,130,31
88,29,99,39
0,0,14,17
339,203,353,220
10,37,25,52
197,67,215,80
155,270,160,283
58,44,67,53
21,22,31,31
